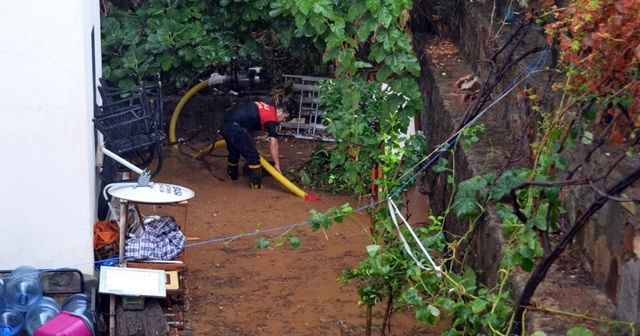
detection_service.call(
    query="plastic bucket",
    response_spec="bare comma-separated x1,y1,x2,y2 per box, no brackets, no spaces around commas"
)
33,311,91,336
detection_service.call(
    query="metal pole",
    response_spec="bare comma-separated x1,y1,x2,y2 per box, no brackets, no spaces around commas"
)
101,146,145,176
109,294,116,336
111,170,130,336
118,172,130,265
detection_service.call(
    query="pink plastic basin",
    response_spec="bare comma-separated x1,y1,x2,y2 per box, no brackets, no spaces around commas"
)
33,311,92,336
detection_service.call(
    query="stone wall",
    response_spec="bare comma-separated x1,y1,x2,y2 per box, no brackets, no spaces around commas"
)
413,0,639,326
567,152,640,321
413,0,554,287
415,33,518,287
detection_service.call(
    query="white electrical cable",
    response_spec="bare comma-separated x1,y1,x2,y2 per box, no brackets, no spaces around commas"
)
103,182,137,223
388,199,442,277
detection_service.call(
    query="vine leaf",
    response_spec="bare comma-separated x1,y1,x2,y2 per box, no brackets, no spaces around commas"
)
432,157,449,173
566,326,594,336
289,236,301,249
256,237,270,250
416,304,440,325
366,244,381,257
489,168,526,201
453,176,487,219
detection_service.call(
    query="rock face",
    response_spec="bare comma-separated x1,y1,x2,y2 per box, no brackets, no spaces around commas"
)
412,0,638,329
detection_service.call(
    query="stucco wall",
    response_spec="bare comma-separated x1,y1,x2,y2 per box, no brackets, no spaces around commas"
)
0,1,100,275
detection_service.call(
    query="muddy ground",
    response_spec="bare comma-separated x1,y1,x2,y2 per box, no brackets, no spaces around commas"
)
146,137,439,336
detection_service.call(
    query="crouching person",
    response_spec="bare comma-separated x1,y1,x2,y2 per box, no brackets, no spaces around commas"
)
219,101,290,189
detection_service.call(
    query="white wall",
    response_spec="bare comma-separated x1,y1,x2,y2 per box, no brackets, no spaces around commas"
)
0,1,101,275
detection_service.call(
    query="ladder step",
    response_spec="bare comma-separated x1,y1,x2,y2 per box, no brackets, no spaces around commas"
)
293,83,322,92
300,97,319,104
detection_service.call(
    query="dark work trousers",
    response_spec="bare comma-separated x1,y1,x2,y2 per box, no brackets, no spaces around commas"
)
220,121,261,166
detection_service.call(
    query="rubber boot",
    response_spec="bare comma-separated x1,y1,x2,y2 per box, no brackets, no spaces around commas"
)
248,164,262,189
227,162,239,180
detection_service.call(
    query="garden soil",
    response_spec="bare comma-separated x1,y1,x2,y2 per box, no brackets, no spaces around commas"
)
148,138,439,336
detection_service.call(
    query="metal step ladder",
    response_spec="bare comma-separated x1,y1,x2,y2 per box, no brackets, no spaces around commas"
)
281,74,333,141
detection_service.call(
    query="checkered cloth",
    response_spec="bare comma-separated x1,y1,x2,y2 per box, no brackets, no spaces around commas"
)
125,216,185,260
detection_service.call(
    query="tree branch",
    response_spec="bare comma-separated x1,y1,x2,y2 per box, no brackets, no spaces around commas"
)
511,165,640,335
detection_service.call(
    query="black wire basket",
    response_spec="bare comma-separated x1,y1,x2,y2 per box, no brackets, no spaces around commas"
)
94,75,164,176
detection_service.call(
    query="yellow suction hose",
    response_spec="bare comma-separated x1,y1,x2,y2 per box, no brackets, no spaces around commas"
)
259,157,319,200
169,80,214,158
216,140,319,201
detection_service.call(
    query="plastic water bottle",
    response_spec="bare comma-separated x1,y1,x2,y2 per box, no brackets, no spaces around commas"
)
5,266,44,313
0,309,24,336
62,294,95,335
25,296,61,336
0,278,5,310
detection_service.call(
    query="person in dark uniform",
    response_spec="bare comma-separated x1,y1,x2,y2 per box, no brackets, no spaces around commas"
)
220,101,290,189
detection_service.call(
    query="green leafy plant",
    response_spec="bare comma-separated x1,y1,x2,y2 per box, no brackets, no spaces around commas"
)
288,2,639,331
102,1,230,89
101,0,322,91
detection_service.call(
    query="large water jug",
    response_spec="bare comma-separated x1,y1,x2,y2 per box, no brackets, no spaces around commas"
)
61,294,95,335
5,266,44,313
25,296,61,336
0,278,5,310
0,309,24,336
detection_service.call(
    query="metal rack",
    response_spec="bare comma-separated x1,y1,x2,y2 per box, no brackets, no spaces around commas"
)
280,74,333,141
94,75,164,179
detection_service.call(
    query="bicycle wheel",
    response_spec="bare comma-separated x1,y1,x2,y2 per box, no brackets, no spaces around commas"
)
169,81,234,158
